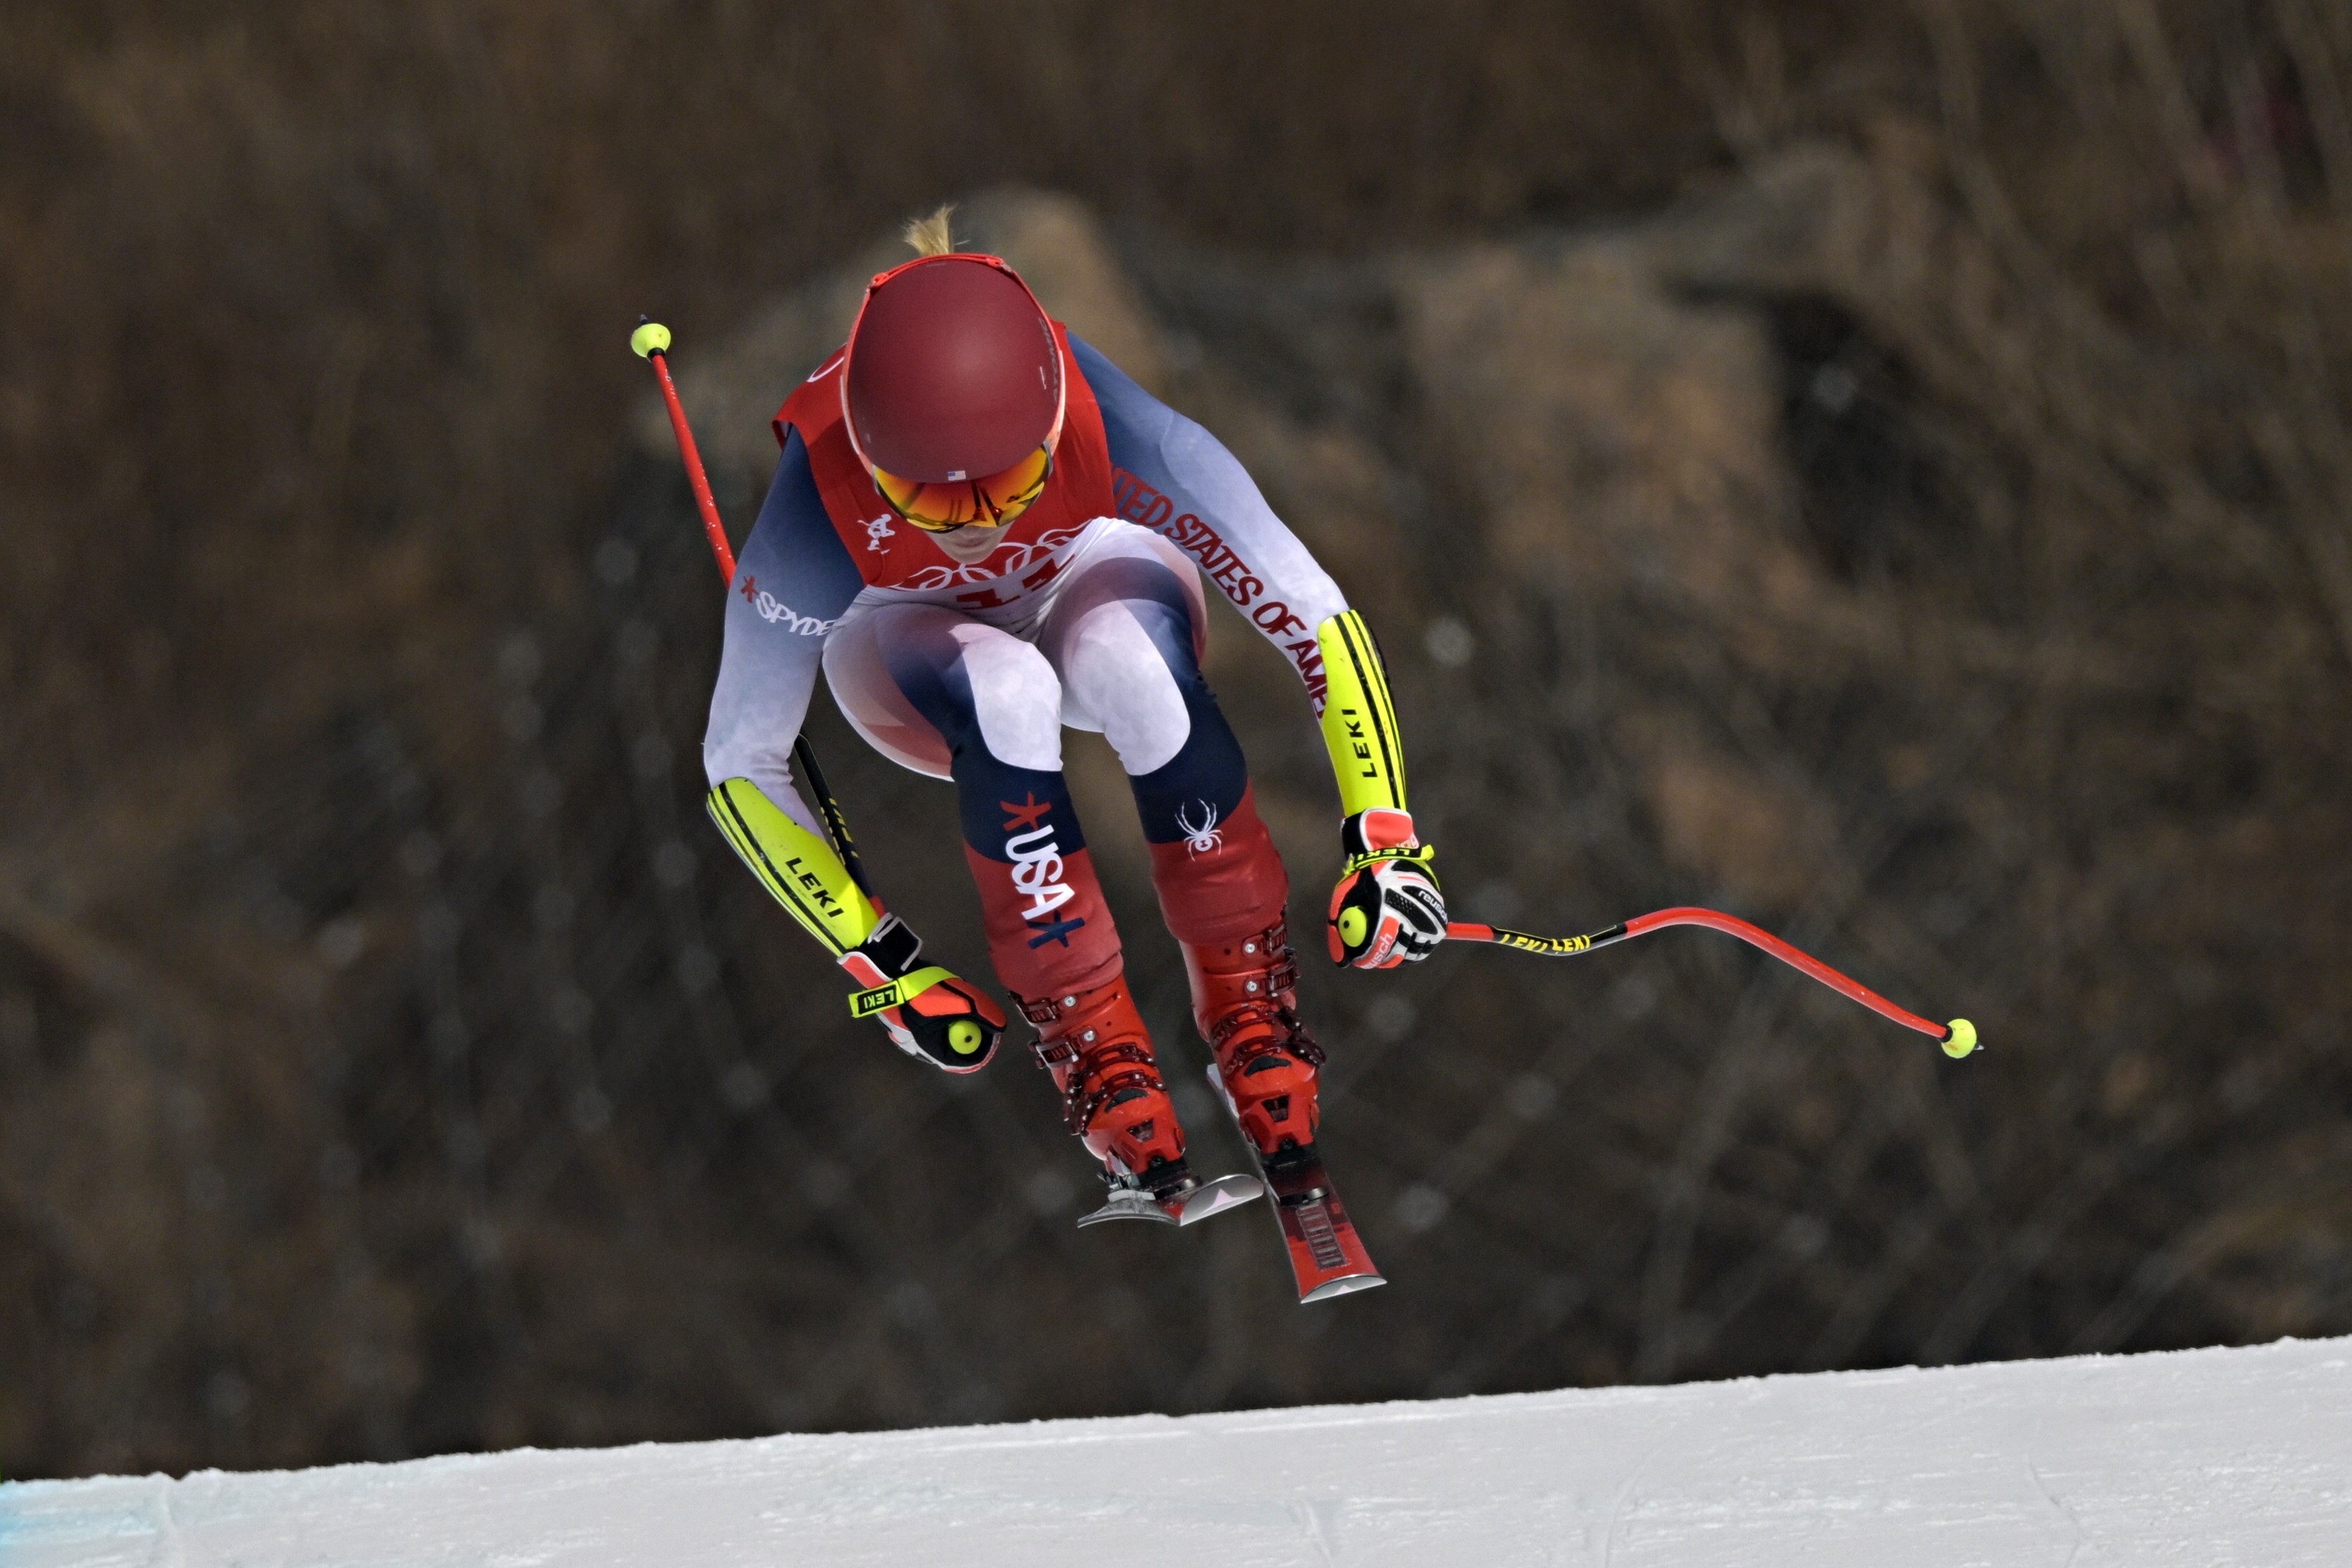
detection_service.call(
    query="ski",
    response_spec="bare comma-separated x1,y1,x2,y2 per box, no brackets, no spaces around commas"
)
1208,1065,1385,1302
1075,1168,1264,1228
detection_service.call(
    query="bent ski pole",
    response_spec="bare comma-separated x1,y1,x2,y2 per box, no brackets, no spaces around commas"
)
630,317,876,901
1446,909,1978,1058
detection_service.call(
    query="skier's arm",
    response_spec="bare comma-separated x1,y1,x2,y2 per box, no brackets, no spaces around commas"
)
1079,335,1446,968
703,434,1007,1068
1077,336,1346,690
706,778,1004,1070
1313,610,1446,968
701,430,862,836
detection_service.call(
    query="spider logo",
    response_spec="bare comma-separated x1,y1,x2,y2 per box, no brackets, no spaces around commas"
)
1175,800,1224,857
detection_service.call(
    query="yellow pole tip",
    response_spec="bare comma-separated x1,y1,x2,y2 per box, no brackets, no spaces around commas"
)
1941,1018,1978,1058
630,321,672,358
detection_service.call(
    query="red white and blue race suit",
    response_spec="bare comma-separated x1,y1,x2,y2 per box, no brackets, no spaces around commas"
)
703,328,1350,1002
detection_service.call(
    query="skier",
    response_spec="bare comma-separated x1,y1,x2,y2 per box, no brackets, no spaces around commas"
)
701,211,1447,1237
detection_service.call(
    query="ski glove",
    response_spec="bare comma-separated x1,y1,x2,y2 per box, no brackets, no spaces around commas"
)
708,777,1005,1072
1327,808,1448,969
838,915,1007,1073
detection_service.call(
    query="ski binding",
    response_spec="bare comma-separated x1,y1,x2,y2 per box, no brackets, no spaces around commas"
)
1075,1167,1264,1228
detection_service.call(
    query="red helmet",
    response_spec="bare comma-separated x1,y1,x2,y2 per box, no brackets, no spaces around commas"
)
841,253,1065,486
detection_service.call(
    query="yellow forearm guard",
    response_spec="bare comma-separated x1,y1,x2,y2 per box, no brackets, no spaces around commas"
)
707,778,883,958
1316,611,1409,819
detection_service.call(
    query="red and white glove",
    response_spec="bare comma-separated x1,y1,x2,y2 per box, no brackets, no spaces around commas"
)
1326,808,1448,969
839,915,1007,1072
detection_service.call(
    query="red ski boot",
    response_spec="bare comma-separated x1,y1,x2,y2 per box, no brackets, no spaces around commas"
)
1182,916,1327,1158
1016,976,1261,1228
1184,916,1384,1301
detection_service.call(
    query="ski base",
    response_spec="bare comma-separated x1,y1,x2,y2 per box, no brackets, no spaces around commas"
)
1207,1065,1385,1303
1075,1170,1264,1228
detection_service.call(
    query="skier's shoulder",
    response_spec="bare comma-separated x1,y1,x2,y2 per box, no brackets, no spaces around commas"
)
1070,332,1194,492
771,342,852,445
1068,332,1160,419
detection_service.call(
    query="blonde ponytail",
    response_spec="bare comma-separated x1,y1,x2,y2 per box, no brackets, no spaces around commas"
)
902,204,956,257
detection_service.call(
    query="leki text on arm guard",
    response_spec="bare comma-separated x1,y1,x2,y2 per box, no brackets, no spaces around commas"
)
1315,611,1409,820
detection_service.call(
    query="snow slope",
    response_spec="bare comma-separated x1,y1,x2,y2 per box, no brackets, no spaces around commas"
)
5,1336,2347,1567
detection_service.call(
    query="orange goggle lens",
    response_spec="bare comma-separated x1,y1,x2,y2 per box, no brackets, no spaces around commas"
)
874,447,1053,532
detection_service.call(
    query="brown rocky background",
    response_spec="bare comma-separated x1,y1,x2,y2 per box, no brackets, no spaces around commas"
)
5,1,2351,1478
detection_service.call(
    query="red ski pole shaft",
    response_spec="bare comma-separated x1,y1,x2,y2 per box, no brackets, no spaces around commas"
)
631,318,736,584
1445,909,1977,1057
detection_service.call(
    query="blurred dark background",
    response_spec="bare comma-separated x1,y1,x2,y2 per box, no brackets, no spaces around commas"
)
6,0,2351,1479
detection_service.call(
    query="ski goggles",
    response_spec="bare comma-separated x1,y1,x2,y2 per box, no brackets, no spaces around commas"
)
873,444,1054,533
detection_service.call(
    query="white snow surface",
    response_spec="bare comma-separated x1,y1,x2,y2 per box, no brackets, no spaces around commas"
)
5,1335,2348,1566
